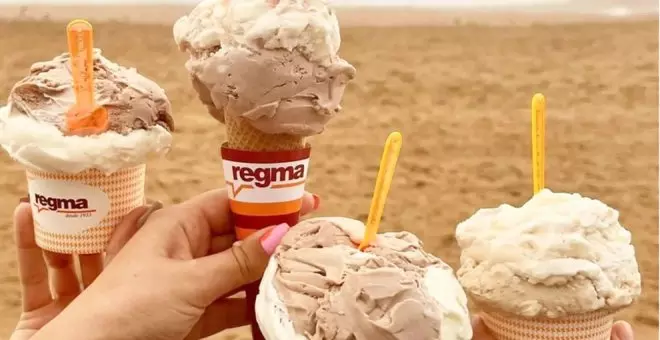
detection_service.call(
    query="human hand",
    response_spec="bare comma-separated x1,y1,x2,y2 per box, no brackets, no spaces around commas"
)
472,315,635,340
31,188,319,340
9,198,161,340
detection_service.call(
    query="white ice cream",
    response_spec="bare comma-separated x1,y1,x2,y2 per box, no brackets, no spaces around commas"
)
256,217,473,340
0,105,172,174
456,189,642,318
174,0,341,65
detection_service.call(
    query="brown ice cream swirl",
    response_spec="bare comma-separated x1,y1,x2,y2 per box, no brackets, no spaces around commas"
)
271,219,444,340
8,49,174,135
188,46,355,136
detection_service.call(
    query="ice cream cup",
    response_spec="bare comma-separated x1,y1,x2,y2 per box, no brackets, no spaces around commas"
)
479,306,615,340
1,47,174,255
26,165,146,254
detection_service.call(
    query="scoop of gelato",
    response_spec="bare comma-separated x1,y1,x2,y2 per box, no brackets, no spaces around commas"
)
256,217,473,340
456,189,642,318
174,0,355,136
7,49,174,134
0,50,173,173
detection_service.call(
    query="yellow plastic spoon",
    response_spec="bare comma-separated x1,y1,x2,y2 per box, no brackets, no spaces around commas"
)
359,132,403,251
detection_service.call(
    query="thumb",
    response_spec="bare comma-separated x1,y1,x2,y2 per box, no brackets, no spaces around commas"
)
472,315,496,340
105,201,163,266
191,223,290,304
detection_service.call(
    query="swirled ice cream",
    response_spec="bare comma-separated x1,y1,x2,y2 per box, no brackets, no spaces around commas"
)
173,0,355,137
256,217,473,340
455,189,641,318
0,49,174,173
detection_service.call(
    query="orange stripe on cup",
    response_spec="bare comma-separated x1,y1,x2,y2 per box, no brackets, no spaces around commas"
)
229,198,302,216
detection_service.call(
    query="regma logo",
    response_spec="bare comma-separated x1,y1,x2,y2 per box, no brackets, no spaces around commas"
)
33,193,90,213
232,164,305,188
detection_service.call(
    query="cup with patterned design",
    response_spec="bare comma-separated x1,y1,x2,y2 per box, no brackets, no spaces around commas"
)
26,165,147,254
480,308,615,340
0,38,174,254
455,190,641,340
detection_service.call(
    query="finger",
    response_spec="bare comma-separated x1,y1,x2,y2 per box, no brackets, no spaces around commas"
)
43,251,80,299
611,321,634,340
471,315,496,340
190,223,290,304
300,193,320,216
105,202,161,266
210,234,236,254
200,297,249,337
178,189,319,236
79,254,103,288
13,202,51,312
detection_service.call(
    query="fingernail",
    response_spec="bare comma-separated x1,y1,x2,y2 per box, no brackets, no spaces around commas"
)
259,223,290,255
312,194,321,210
19,196,29,204
137,201,163,229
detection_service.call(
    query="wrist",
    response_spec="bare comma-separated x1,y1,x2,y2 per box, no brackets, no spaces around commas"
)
32,293,125,340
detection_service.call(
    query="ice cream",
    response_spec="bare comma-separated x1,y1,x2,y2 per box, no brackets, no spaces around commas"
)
0,49,173,174
175,2,355,338
256,217,473,340
0,48,174,254
455,189,641,339
174,0,356,150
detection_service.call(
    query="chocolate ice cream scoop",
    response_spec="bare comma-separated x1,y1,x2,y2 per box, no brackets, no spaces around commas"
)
174,0,355,137
256,217,473,340
8,49,174,135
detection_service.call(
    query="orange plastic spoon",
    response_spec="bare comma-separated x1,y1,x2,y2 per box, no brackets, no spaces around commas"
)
65,19,108,136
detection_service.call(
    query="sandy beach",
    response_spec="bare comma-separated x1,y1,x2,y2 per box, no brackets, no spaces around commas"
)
0,6,657,339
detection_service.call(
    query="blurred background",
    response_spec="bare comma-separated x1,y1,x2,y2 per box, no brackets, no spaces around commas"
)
0,0,657,339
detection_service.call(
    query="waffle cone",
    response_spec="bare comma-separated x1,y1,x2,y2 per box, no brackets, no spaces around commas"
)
480,308,614,340
26,165,146,254
225,115,305,151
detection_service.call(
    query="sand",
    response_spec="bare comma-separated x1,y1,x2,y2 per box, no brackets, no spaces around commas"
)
0,8,657,340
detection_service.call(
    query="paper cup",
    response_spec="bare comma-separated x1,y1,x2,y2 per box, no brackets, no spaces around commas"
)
481,309,614,340
220,144,311,240
26,165,146,254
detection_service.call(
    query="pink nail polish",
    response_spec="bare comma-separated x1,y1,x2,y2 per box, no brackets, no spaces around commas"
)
260,223,289,255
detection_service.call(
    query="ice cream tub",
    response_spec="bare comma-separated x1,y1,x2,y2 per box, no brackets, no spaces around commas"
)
0,46,174,255
26,165,146,254
455,190,641,340
220,144,311,239
480,308,614,340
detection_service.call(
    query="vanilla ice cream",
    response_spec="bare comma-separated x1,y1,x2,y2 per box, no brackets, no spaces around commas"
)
456,189,642,318
0,49,174,173
173,0,355,138
256,217,473,340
